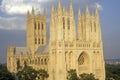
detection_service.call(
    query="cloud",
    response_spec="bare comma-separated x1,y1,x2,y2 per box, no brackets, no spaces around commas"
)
0,0,52,15
0,0,54,30
95,3,103,11
0,16,26,30
0,0,102,30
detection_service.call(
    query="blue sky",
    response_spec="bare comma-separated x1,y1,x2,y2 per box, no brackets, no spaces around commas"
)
0,0,120,63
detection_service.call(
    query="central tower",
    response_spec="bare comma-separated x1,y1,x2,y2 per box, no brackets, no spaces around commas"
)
26,7,47,54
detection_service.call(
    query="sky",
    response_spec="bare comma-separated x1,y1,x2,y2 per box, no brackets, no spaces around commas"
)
0,0,120,63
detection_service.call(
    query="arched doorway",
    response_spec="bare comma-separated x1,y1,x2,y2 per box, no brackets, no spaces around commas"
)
16,60,20,70
78,51,90,74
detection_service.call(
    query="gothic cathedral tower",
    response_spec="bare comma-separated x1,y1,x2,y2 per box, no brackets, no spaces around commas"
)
49,1,77,80
7,1,105,80
26,7,47,54
49,1,105,80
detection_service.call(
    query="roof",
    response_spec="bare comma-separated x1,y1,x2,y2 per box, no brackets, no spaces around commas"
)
15,47,31,54
35,45,49,54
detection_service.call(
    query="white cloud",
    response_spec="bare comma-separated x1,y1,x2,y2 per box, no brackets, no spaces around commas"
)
95,3,103,11
0,0,53,30
0,0,52,15
0,0,102,30
0,16,26,30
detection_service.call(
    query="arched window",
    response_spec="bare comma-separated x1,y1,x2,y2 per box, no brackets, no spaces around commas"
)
38,58,40,64
91,22,92,32
78,52,90,74
42,38,44,44
78,52,89,65
38,38,40,44
41,23,44,30
34,22,36,30
35,59,37,64
67,18,70,29
78,53,84,65
41,59,43,65
45,58,47,65
94,23,96,32
38,23,40,30
24,61,27,67
17,60,20,70
63,17,65,29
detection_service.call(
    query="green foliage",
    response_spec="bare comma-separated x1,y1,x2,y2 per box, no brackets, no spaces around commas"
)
67,69,79,80
0,64,15,80
79,73,98,80
67,69,98,80
105,64,120,80
36,69,49,80
17,66,49,80
17,66,37,80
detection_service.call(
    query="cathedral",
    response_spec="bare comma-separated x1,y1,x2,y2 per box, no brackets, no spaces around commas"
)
7,1,105,80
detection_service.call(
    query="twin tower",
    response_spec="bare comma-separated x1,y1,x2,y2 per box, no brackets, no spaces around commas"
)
26,1,102,53
26,1,105,80
50,1,102,43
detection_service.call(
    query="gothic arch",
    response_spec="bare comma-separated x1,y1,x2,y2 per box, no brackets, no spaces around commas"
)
41,58,43,65
24,60,27,67
44,58,47,65
38,57,40,64
16,59,20,70
78,51,90,74
35,59,37,64
78,52,89,65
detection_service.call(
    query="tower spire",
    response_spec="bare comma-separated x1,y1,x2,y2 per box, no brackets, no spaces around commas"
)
78,8,81,23
58,0,62,14
70,0,73,16
86,5,90,16
78,8,81,17
31,6,34,16
52,4,55,13
51,5,55,20
95,6,99,19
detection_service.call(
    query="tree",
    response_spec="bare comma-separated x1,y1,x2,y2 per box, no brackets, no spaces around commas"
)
17,66,37,80
36,69,49,80
67,69,79,80
0,64,15,80
79,73,99,80
67,69,98,80
105,64,120,80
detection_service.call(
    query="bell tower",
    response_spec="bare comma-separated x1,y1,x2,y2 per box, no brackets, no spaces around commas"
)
26,7,46,54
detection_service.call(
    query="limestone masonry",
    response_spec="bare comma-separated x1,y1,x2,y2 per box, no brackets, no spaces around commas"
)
7,1,105,80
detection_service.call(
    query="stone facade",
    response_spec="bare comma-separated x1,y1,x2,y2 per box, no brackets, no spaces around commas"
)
7,1,105,80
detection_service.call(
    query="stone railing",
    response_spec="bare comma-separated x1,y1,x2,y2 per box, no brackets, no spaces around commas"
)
50,41,102,49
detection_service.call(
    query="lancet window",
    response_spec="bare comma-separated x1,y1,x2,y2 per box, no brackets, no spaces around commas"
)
38,23,40,30
41,23,44,30
67,18,70,29
63,17,65,29
34,22,36,30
